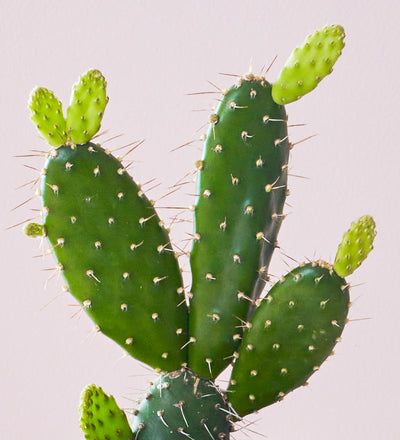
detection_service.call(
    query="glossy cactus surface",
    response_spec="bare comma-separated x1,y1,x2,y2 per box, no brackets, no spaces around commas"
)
41,142,187,371
130,369,233,440
188,75,289,379
23,23,379,440
228,261,349,416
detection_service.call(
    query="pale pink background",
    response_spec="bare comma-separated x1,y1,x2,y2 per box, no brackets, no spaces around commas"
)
1,1,398,439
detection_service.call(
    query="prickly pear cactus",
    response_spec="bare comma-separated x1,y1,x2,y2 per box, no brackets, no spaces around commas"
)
41,141,188,371
27,72,188,372
272,25,345,104
131,369,233,439
23,24,376,440
80,385,133,440
188,76,290,379
228,261,349,416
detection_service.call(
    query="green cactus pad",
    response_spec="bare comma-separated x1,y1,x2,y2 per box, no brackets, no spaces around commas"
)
130,369,233,439
228,262,349,416
80,384,133,440
41,142,187,371
29,87,67,147
272,25,345,105
66,69,108,145
334,215,376,277
188,75,289,379
23,222,44,237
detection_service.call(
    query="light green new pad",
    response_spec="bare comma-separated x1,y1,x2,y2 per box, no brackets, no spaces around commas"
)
272,25,345,104
66,69,108,144
334,215,376,277
80,384,133,440
29,87,67,147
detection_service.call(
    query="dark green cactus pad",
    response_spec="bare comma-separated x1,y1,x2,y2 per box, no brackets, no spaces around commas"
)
188,75,289,378
334,215,376,277
228,262,349,416
131,369,233,439
29,87,67,147
272,25,345,105
41,142,187,371
80,384,133,440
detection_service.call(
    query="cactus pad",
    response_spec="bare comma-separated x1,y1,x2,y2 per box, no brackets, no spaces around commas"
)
80,384,133,440
130,369,233,439
41,142,187,371
272,25,345,104
334,215,376,277
228,262,349,416
66,69,108,145
23,222,44,237
29,87,67,147
188,75,289,379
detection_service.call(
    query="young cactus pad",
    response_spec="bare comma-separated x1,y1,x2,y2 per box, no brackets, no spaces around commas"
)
80,384,133,440
334,215,376,277
271,25,345,105
188,75,289,379
228,261,349,416
66,69,109,145
29,87,67,147
130,369,233,440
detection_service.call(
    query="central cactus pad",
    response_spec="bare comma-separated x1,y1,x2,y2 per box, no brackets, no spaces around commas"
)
188,75,289,379
131,369,233,439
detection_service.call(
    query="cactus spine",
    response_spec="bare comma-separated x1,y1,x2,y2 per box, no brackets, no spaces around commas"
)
23,25,376,440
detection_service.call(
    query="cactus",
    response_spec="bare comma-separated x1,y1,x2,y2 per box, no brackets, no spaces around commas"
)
29,87,67,147
66,69,108,144
131,369,233,439
334,215,376,277
271,25,345,105
23,24,376,440
80,385,133,440
228,261,350,416
28,76,188,372
188,76,290,379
